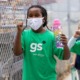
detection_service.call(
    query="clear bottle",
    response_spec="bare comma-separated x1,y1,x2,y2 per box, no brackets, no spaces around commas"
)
52,19,63,47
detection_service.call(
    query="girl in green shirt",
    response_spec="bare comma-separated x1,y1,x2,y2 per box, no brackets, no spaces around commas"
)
13,5,70,80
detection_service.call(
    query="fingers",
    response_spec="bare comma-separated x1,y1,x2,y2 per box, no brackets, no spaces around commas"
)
60,34,67,39
60,34,68,45
74,24,80,38
73,30,80,38
17,22,23,27
76,30,80,35
17,22,24,33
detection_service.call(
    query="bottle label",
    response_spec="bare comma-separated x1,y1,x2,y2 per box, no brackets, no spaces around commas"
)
53,26,63,47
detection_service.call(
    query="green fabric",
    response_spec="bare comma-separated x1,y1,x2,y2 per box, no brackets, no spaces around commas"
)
21,29,64,80
71,41,80,55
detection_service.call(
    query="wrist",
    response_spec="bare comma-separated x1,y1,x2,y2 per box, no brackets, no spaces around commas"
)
63,44,68,47
17,29,22,33
17,31,22,35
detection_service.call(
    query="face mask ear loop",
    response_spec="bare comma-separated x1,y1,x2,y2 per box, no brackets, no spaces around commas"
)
42,17,44,20
42,17,51,31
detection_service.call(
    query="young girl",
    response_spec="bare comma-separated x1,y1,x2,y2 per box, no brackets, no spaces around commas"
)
13,5,70,80
68,26,80,80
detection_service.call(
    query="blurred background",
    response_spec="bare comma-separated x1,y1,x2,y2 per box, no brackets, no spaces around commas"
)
0,0,80,80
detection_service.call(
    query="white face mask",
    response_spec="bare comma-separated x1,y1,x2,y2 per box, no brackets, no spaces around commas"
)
27,18,43,30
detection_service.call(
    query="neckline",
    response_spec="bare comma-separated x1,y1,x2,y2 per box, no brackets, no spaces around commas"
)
31,29,48,35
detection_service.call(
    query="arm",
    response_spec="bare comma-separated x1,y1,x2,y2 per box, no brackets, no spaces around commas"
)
69,24,80,48
69,25,80,54
53,34,70,60
13,22,23,56
61,34,70,60
71,54,76,67
63,45,70,60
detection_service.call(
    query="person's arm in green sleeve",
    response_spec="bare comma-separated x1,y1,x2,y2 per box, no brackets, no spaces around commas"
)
71,41,80,55
13,22,24,56
68,37,80,55
53,34,70,60
68,25,80,55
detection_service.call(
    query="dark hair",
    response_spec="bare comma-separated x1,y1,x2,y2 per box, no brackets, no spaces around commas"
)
27,5,47,27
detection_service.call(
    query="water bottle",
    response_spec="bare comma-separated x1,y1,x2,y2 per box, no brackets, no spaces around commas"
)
52,19,63,48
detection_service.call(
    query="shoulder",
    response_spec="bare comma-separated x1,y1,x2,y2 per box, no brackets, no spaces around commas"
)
75,41,80,45
22,29,31,36
71,41,80,53
47,30,55,39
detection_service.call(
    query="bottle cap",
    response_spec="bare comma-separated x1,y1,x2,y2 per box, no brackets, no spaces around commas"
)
53,19,61,27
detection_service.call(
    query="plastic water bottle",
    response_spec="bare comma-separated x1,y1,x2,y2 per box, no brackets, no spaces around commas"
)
52,19,63,47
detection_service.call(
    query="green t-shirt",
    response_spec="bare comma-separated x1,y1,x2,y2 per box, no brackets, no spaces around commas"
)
21,29,64,80
71,41,80,55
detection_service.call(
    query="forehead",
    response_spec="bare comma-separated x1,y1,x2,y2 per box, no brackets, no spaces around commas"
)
28,7,42,13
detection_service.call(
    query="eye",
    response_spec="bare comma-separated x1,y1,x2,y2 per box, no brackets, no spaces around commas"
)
28,14,33,18
35,14,40,17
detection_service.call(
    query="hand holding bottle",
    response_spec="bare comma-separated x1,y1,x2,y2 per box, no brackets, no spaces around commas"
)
52,19,63,47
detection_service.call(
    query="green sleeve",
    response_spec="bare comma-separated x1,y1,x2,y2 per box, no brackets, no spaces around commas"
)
71,41,80,55
52,34,64,60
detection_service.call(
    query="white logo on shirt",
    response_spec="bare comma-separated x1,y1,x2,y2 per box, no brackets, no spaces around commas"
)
30,43,42,52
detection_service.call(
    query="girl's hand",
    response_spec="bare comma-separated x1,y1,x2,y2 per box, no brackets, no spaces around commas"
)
74,24,80,38
70,63,75,67
17,22,24,33
60,34,68,46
